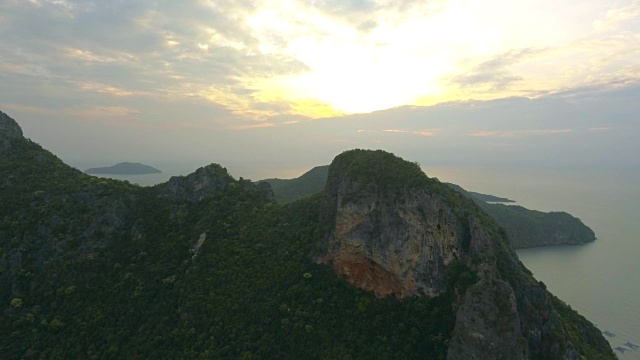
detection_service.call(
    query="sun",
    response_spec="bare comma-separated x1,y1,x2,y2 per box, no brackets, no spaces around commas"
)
244,2,491,117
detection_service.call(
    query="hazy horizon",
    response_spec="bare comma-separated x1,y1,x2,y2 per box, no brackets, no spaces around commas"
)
2,0,639,184
9,85,638,183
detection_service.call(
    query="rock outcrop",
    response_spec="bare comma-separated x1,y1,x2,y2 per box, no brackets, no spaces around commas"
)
159,164,273,203
318,149,614,359
0,110,23,139
160,165,231,202
0,111,614,359
320,178,461,297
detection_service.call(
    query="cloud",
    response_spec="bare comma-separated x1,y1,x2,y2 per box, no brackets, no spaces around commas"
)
0,0,310,120
593,0,640,32
226,122,275,130
309,0,445,31
383,129,437,137
357,128,437,137
0,103,139,123
75,82,139,97
448,48,537,92
445,32,640,100
2,0,640,125
471,129,572,137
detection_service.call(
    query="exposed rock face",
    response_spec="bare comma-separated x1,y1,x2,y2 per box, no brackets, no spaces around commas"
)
318,155,529,354
160,164,233,202
448,278,527,359
320,180,462,297
318,150,614,359
159,164,274,203
447,218,528,359
255,180,275,202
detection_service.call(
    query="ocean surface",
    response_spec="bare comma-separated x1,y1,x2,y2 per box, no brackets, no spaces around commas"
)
91,164,639,358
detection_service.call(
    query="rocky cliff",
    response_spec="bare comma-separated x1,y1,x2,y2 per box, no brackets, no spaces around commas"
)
0,112,614,359
264,165,597,249
318,150,613,359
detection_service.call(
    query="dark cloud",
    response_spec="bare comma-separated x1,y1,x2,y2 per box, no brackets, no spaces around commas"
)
0,0,309,119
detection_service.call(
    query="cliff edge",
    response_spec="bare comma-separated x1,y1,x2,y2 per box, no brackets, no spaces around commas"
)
318,149,613,359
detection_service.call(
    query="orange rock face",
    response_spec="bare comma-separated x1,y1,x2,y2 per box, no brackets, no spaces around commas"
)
331,251,417,298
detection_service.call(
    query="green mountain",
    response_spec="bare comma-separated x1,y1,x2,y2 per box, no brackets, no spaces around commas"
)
446,183,596,249
466,190,514,203
263,166,595,249
259,165,329,203
0,111,614,359
85,162,162,175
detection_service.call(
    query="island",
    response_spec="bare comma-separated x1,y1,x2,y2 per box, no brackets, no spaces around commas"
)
85,162,161,175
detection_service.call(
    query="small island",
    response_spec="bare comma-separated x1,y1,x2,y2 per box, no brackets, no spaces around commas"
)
86,162,161,175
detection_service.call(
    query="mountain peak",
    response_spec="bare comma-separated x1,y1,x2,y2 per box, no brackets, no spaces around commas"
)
318,149,613,357
159,163,233,202
328,149,431,192
320,149,475,298
85,162,162,175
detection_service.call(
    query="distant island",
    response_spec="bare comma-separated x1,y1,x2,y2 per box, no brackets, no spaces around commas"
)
85,162,161,175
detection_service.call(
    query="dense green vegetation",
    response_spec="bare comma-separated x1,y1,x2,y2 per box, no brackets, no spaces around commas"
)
260,165,329,203
85,162,161,174
0,136,460,359
466,191,514,203
481,204,595,248
0,113,614,359
328,149,433,193
447,184,595,248
264,165,596,249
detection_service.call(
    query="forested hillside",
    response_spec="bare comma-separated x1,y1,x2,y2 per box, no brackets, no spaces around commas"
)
0,111,614,359
263,166,596,249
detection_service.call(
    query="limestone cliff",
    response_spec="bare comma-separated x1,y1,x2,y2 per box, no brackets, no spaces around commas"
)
159,164,273,203
320,174,461,297
0,111,614,359
318,150,614,359
159,164,234,202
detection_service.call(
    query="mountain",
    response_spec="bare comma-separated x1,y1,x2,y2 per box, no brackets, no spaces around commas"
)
263,166,595,249
259,165,329,203
466,190,514,203
85,162,162,175
446,183,596,249
0,111,614,359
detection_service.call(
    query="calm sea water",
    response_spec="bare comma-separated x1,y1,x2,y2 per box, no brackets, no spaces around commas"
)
93,165,639,357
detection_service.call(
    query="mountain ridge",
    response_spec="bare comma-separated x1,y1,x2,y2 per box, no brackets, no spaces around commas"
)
262,164,596,249
85,162,162,175
0,111,614,359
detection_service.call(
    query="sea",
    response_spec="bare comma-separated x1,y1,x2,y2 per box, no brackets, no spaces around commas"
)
91,164,639,358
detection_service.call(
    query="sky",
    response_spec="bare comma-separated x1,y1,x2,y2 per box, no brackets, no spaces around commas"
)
1,0,639,180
